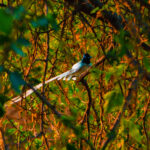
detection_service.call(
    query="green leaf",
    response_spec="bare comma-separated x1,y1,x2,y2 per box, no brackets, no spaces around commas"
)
0,9,13,35
0,35,10,45
13,5,25,20
0,65,4,72
11,43,25,56
35,139,42,149
23,0,34,9
47,13,59,31
31,17,48,28
129,122,142,143
92,68,103,77
71,97,81,105
90,7,100,14
0,94,9,105
104,89,124,113
66,143,77,150
105,64,126,84
143,57,150,72
0,103,5,117
107,130,116,140
124,120,142,143
69,85,74,95
17,37,30,47
9,71,25,93
7,128,16,135
105,72,113,84
116,64,126,76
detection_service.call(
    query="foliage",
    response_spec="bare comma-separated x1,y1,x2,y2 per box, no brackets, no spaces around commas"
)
0,0,150,150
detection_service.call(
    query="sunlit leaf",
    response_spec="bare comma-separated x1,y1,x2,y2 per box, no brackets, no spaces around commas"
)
9,71,25,93
129,121,142,143
105,64,126,84
143,57,150,72
116,64,126,76
124,120,142,143
104,88,124,113
90,7,100,14
23,0,34,9
105,72,113,84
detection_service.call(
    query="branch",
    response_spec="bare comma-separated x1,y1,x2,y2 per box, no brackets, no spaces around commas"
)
65,0,150,52
26,83,62,118
0,128,8,150
101,79,138,150
80,79,92,141
143,98,150,150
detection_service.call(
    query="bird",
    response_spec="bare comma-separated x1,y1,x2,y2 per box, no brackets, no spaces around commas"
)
10,53,92,104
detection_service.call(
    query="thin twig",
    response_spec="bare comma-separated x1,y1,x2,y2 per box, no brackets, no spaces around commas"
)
81,78,92,141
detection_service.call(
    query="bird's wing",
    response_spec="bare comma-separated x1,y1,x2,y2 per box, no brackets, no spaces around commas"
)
71,61,82,70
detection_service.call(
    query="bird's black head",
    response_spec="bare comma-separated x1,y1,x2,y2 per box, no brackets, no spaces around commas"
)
82,53,92,64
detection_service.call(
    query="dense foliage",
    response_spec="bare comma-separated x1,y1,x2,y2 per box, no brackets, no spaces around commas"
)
0,0,150,149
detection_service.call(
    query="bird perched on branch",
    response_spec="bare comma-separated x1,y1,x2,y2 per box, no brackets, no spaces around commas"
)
11,53,92,104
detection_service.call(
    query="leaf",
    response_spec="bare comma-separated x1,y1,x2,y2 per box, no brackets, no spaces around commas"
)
69,85,74,95
17,37,30,46
116,64,126,76
125,120,142,143
90,7,100,14
0,9,13,35
0,94,9,105
35,139,42,149
104,89,124,113
106,49,117,62
114,30,131,57
11,43,25,57
105,64,126,84
47,13,59,31
105,71,113,84
0,65,4,72
66,143,77,150
123,119,142,143
0,35,10,45
23,0,34,9
0,103,5,117
92,68,103,77
9,71,25,93
13,5,25,20
143,57,150,72
31,17,48,28
7,128,16,135
71,97,81,105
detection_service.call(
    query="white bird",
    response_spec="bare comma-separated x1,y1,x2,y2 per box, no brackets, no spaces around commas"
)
10,53,92,104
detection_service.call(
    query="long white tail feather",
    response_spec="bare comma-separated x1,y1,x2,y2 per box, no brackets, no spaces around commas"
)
10,70,72,104
7,55,92,107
